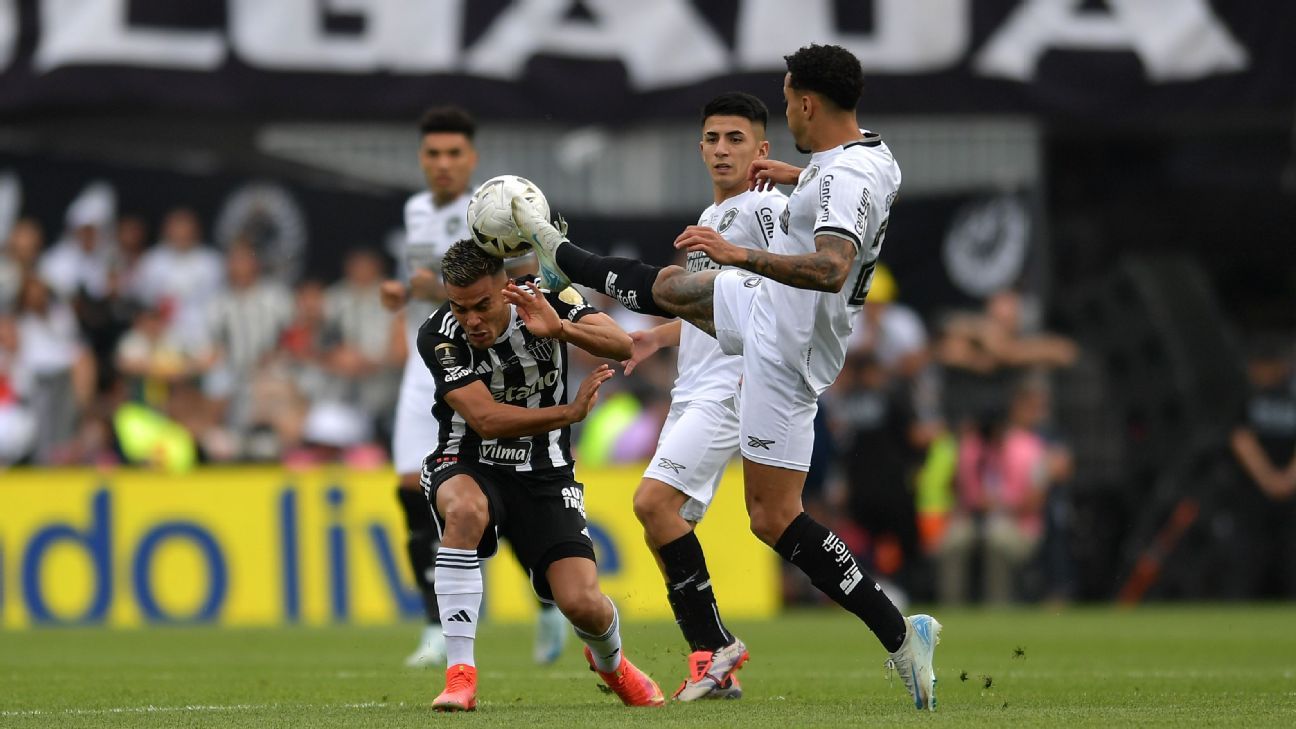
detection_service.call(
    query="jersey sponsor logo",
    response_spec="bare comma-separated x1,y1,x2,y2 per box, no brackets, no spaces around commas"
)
755,206,776,244
478,441,533,466
561,486,586,518
443,366,473,382
818,174,835,224
655,457,686,474
795,164,820,192
434,342,461,369
717,208,738,233
854,188,871,238
746,435,775,450
492,368,561,404
685,250,720,273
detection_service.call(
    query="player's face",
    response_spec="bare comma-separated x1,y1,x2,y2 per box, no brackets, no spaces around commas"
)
446,271,510,349
783,73,811,154
700,115,769,194
419,132,478,203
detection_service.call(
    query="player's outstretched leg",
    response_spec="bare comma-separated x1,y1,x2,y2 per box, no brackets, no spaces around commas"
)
547,557,665,707
511,197,718,326
745,459,940,710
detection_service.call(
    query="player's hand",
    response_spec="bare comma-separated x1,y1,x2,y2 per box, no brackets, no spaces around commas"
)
622,329,662,376
379,280,408,311
673,225,745,266
409,268,445,302
503,281,562,339
748,159,802,191
568,364,614,423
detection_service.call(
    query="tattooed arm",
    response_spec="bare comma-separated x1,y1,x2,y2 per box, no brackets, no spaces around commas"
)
673,226,855,293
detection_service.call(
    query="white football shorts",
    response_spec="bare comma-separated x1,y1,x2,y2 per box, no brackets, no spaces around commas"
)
711,269,819,472
392,346,441,476
642,396,740,522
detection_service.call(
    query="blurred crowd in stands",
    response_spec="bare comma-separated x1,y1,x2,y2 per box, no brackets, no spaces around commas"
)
2,188,1292,605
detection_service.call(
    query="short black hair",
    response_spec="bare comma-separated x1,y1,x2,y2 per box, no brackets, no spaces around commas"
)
419,106,476,140
784,44,864,111
701,92,769,130
441,239,502,287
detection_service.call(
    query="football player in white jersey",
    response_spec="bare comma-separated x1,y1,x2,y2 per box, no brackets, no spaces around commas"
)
380,107,564,668
511,45,942,710
622,92,785,701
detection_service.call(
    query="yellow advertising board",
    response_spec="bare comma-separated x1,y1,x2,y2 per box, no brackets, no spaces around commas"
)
0,465,777,628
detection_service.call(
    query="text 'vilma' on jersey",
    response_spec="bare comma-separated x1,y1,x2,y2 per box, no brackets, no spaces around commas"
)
416,277,597,473
752,131,902,394
674,187,787,404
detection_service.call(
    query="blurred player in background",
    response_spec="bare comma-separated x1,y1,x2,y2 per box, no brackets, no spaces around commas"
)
622,92,786,700
381,107,562,668
417,242,662,711
512,44,943,710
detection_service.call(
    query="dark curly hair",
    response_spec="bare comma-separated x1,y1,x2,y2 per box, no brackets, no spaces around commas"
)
701,91,769,130
441,239,503,287
784,44,864,111
419,106,476,140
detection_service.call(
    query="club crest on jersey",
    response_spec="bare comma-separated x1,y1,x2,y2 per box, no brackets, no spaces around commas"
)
479,441,533,466
717,208,738,233
795,164,820,192
526,337,554,362
434,343,461,369
445,217,462,235
779,205,790,234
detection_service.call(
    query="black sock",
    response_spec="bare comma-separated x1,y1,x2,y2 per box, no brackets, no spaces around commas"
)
555,243,670,317
397,487,440,624
774,513,906,653
659,531,732,652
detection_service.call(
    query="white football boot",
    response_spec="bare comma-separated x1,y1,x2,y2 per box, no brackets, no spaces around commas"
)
510,197,571,291
886,614,942,710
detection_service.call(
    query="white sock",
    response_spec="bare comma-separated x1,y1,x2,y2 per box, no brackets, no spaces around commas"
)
434,547,482,668
573,597,622,672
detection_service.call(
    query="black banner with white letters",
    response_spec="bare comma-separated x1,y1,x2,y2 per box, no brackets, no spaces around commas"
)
0,0,1292,124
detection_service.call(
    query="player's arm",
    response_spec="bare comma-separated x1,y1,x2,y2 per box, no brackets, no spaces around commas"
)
502,281,633,361
444,367,614,440
623,320,681,375
674,228,854,293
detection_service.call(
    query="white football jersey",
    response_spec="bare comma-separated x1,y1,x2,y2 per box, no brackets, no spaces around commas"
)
673,188,787,404
401,190,471,345
751,132,901,394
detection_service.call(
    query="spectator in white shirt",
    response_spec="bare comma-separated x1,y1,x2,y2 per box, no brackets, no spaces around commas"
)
39,193,113,301
13,276,96,462
133,208,224,348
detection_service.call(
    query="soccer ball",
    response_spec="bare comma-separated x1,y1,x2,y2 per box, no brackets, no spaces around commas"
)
467,174,549,258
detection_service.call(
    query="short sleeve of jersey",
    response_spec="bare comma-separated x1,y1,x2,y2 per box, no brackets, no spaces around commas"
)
813,164,875,253
735,191,787,250
417,313,479,395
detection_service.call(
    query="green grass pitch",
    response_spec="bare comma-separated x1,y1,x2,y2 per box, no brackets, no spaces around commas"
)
3,606,1294,727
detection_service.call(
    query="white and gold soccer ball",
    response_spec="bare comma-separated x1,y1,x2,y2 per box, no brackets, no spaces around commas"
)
467,174,549,258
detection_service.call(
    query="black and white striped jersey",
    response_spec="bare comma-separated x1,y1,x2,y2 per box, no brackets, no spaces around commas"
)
416,276,597,473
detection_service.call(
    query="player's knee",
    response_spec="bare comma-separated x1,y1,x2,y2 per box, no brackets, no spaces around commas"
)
632,482,667,526
555,589,609,631
747,502,797,546
440,494,489,537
